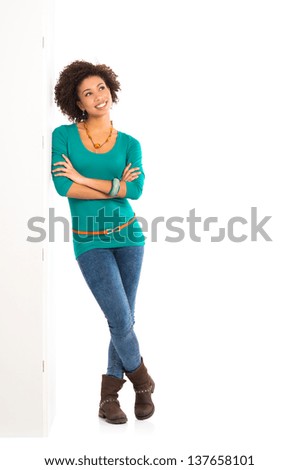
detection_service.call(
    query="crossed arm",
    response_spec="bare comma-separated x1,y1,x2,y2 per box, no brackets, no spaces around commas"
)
52,154,141,199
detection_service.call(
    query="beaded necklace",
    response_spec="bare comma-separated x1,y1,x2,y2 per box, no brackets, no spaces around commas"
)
83,121,113,149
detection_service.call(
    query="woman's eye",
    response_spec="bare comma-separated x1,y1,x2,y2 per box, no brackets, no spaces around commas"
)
84,86,105,97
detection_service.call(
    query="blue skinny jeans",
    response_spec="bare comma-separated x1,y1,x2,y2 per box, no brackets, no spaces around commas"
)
76,245,144,379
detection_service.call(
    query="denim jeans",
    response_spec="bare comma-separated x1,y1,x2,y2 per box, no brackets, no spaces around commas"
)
76,245,144,379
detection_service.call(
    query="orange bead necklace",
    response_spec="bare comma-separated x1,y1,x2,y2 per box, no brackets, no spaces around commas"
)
83,121,113,149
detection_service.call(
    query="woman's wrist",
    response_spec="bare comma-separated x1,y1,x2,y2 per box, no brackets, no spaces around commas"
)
77,175,88,186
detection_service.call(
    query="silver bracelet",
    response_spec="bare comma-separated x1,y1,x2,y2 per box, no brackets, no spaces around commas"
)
109,178,120,196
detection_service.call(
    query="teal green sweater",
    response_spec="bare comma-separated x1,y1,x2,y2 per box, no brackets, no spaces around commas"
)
51,124,146,259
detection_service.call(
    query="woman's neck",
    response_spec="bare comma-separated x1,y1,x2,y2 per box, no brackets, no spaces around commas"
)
84,114,112,131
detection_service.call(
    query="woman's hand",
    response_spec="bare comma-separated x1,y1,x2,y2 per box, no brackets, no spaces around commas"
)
121,163,141,182
52,154,84,185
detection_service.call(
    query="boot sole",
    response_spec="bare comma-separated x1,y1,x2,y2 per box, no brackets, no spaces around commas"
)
98,410,127,424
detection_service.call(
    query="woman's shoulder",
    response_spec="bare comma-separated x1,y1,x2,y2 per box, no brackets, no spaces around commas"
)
52,123,75,136
118,130,141,148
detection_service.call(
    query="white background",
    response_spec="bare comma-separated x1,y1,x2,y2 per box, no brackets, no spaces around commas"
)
2,0,299,469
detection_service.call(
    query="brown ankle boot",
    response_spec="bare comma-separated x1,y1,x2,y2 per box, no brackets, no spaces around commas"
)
125,358,155,420
98,375,127,424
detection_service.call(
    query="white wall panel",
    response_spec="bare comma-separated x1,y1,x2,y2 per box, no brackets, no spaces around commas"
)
0,0,54,437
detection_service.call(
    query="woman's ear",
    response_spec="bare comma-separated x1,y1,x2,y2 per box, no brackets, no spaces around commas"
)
76,100,84,111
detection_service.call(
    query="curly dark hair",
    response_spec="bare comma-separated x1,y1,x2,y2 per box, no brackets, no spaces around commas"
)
54,60,121,122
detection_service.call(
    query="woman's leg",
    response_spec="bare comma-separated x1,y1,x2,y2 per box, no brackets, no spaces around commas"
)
76,247,143,378
107,246,144,377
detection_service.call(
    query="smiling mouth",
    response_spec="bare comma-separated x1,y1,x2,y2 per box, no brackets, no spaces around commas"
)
95,101,108,109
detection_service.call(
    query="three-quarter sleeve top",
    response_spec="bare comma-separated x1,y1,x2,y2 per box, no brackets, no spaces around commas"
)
51,124,146,259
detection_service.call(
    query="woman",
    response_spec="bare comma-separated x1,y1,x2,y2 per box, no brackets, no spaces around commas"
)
51,60,154,424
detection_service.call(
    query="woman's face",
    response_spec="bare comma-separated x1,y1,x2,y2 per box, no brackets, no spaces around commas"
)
76,75,112,118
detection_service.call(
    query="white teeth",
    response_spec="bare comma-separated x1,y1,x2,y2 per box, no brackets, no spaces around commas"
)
96,101,107,109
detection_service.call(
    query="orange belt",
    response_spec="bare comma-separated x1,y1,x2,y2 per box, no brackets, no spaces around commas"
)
72,214,136,236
